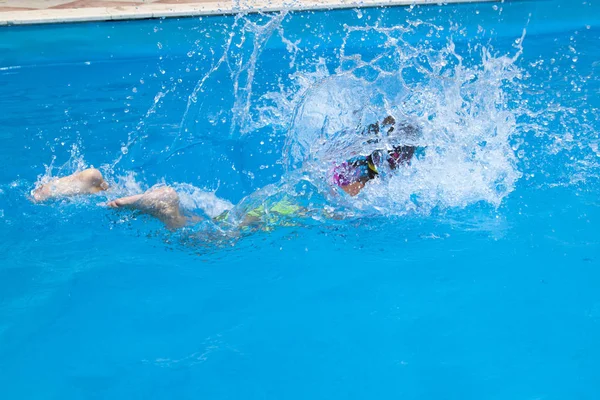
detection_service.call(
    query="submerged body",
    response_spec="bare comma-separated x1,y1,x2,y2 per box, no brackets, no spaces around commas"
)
32,170,306,230
31,117,419,230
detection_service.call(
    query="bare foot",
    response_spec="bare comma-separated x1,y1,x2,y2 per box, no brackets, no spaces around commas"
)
31,168,108,202
107,186,188,229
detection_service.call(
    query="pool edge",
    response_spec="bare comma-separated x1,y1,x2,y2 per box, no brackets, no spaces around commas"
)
0,0,499,26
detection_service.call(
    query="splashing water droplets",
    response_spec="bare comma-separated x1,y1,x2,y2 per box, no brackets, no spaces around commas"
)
264,21,528,216
106,12,595,222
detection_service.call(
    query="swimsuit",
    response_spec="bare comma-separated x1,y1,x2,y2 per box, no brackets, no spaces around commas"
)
214,197,302,229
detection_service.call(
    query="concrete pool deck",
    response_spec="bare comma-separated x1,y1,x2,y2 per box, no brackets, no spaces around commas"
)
0,0,496,25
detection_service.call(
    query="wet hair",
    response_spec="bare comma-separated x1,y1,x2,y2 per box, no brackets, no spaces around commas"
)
363,115,419,170
333,116,420,187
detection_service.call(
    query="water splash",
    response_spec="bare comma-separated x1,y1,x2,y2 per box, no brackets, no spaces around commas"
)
170,11,288,156
29,7,599,233
246,23,528,218
144,14,548,230
32,143,88,193
111,89,172,169
174,182,234,218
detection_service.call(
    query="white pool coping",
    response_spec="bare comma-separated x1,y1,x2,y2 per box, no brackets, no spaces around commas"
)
0,0,497,26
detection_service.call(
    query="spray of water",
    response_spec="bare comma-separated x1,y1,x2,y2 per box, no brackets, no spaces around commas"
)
244,21,528,220
29,8,599,233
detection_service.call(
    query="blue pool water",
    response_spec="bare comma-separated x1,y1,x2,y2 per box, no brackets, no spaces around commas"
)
1,0,600,398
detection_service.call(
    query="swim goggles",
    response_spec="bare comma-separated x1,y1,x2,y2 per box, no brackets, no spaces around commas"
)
332,146,415,187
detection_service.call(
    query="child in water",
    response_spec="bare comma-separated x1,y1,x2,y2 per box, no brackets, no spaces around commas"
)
31,116,418,229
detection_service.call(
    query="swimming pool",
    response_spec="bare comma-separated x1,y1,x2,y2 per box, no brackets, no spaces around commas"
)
1,0,599,398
